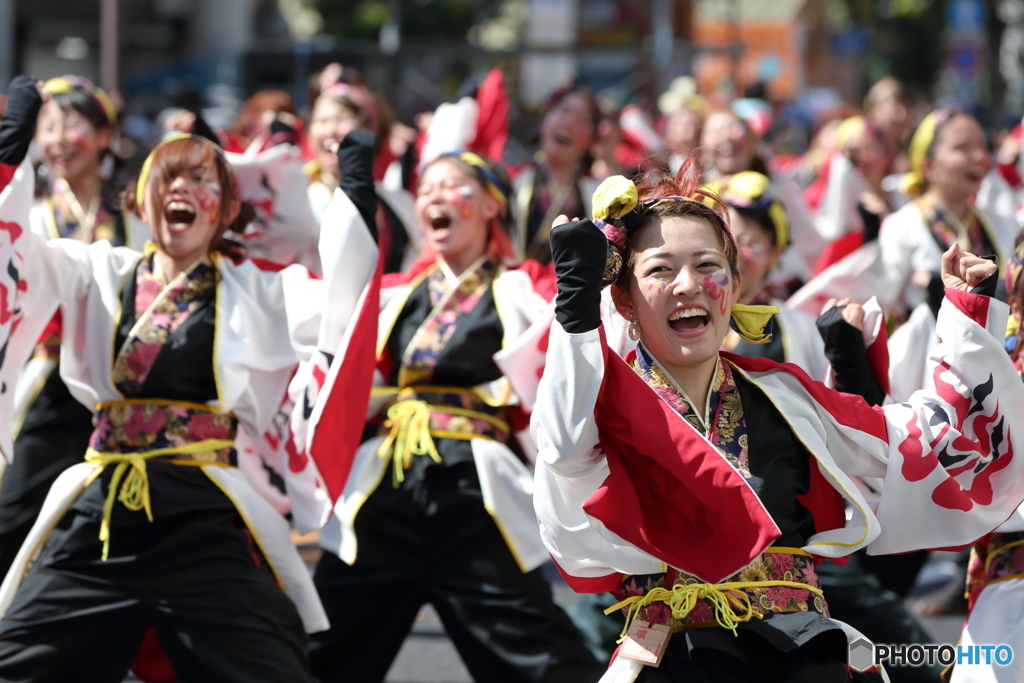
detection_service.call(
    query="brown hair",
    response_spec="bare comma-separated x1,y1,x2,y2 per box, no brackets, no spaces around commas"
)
613,157,738,297
122,137,255,253
230,90,295,143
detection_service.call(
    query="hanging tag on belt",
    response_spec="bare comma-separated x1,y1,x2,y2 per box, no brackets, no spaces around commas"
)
618,622,671,667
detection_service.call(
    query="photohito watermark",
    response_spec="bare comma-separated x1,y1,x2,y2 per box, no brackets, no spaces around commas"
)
848,639,1013,671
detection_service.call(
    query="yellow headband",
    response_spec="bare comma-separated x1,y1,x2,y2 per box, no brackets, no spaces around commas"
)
135,134,231,213
45,76,117,126
903,109,958,197
447,151,508,214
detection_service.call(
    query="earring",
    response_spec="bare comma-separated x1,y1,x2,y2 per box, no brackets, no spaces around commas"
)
627,319,641,341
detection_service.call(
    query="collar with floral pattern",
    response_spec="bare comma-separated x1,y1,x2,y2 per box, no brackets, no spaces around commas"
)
631,343,750,480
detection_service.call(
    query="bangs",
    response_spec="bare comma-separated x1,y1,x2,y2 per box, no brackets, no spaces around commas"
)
149,138,220,191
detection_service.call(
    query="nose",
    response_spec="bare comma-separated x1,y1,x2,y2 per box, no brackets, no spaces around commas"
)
670,266,703,299
168,175,190,193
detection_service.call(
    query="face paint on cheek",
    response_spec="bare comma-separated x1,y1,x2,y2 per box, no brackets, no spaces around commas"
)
196,181,222,224
443,185,476,220
702,268,731,316
66,126,92,155
643,275,670,294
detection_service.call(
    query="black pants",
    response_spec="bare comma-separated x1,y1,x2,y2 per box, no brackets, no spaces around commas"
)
0,369,94,579
817,554,942,683
0,481,312,683
636,626,881,683
309,458,602,683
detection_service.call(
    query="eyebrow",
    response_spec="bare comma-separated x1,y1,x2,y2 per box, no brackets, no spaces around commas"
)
643,248,725,260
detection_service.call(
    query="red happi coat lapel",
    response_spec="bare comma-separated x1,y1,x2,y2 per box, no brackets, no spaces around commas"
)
584,328,782,584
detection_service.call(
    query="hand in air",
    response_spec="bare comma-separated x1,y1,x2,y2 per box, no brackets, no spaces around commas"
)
820,298,865,331
941,243,997,292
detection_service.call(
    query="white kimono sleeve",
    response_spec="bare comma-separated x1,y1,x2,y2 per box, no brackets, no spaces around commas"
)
531,322,665,580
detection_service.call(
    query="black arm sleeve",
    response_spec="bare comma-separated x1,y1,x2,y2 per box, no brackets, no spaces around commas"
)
550,219,607,334
816,306,886,407
0,77,43,167
857,201,881,243
336,129,379,242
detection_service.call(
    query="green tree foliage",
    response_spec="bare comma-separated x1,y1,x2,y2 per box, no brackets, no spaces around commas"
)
315,0,503,41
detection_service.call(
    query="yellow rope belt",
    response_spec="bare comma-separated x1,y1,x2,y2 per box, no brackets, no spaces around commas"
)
605,548,824,641
83,439,235,561
375,399,510,486
605,579,825,641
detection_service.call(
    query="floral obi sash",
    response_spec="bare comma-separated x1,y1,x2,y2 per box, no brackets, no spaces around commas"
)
371,385,510,486
85,249,235,560
966,531,1024,610
607,548,829,639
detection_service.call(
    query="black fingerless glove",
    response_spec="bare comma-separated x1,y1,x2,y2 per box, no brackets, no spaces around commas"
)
337,129,378,242
186,108,219,146
550,218,607,333
0,76,42,167
816,306,886,406
969,255,998,298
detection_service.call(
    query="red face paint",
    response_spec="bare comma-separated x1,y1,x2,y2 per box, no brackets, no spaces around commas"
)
195,179,222,226
702,268,730,316
443,185,475,220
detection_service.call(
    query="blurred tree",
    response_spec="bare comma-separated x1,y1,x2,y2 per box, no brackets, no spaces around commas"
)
316,0,504,41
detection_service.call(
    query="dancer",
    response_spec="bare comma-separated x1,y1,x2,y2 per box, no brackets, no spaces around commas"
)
308,150,602,682
513,83,602,263
306,80,419,273
880,107,1005,319
0,76,374,682
948,242,1024,683
534,163,1024,682
0,75,148,579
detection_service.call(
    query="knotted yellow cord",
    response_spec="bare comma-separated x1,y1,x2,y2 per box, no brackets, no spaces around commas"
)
377,400,443,486
83,439,235,561
376,398,511,486
604,580,824,641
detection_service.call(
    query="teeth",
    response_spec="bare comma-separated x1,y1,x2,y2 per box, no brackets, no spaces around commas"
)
167,202,195,213
668,308,708,321
428,209,446,220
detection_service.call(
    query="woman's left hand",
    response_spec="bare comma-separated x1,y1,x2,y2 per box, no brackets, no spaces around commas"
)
941,242,997,292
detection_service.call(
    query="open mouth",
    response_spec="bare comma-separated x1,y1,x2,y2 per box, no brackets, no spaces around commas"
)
668,307,710,332
428,208,451,231
164,201,197,228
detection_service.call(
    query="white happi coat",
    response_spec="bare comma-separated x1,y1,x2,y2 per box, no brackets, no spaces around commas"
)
313,258,557,573
533,288,1024,681
0,158,373,634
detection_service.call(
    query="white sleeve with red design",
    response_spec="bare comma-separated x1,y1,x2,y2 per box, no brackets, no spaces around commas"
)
532,321,666,582
870,290,1024,554
0,159,110,460
284,186,381,533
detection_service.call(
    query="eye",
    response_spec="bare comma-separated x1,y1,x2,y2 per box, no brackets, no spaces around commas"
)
644,265,670,277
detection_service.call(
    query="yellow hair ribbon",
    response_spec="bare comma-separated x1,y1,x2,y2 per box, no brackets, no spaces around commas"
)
591,175,639,220
44,76,118,125
730,303,779,344
833,116,867,152
135,134,231,213
722,172,789,247
903,110,946,197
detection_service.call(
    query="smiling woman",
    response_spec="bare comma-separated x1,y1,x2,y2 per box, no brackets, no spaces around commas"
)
122,135,254,281
0,76,387,682
532,157,1024,683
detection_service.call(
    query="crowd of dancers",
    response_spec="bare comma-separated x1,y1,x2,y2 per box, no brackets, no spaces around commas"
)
0,65,1019,683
